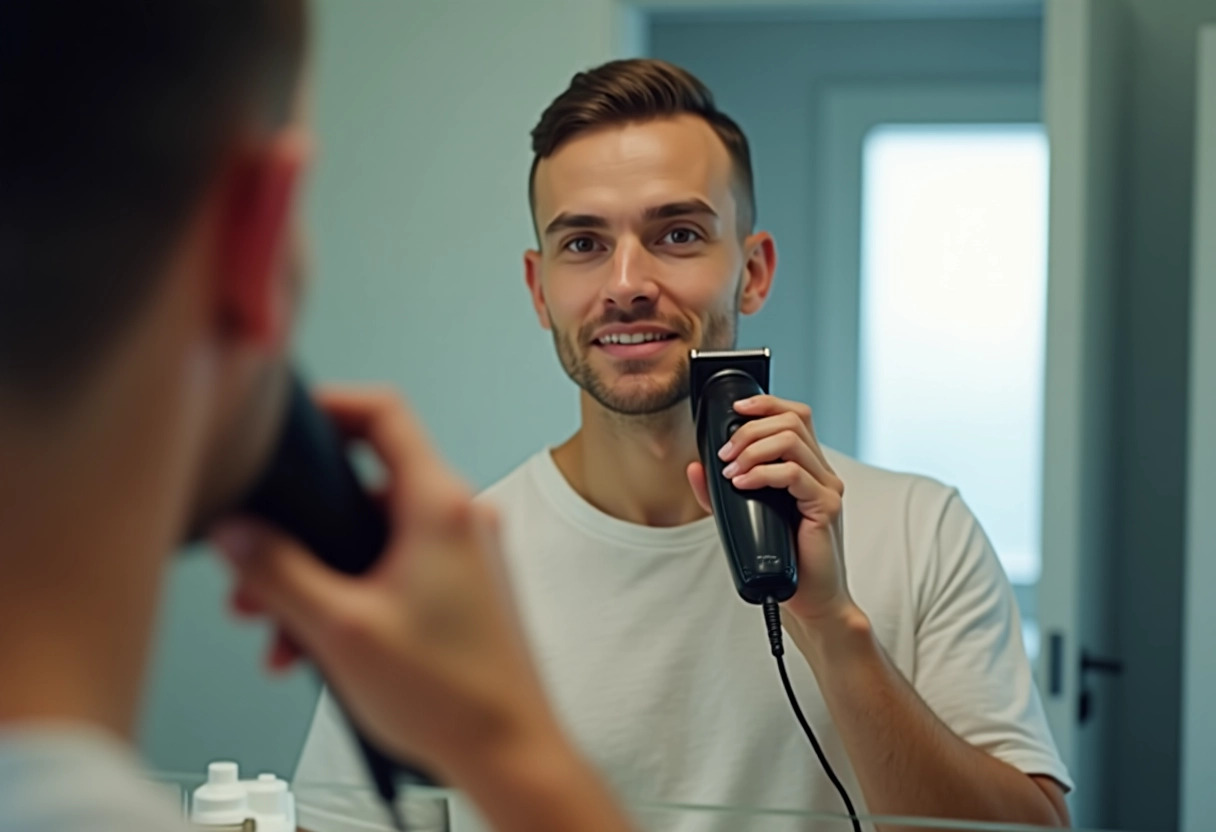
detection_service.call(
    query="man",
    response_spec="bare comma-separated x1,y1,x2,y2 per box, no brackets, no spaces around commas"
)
295,59,1073,830
0,4,637,832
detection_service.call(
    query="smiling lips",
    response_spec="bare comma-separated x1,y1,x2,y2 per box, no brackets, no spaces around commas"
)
591,327,679,359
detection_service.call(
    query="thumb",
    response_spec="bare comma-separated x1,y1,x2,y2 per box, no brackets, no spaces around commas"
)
267,627,305,673
686,461,712,515
211,519,361,662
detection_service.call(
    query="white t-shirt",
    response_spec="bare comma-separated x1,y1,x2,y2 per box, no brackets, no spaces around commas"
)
0,724,189,832
293,447,1072,831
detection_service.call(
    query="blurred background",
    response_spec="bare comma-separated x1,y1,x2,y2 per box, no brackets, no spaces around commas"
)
135,1,1216,830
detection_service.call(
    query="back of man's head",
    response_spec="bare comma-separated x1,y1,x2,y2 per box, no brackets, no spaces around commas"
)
0,1,306,409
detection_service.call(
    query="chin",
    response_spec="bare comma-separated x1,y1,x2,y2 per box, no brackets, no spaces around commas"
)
592,372,691,416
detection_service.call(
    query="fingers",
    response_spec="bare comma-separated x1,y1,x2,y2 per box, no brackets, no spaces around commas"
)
230,584,266,619
224,564,303,671
267,628,304,673
685,461,712,514
724,398,842,494
314,385,437,484
314,384,421,435
732,396,834,474
313,385,474,529
732,394,813,423
731,460,843,515
224,563,308,673
723,408,813,460
211,518,362,663
720,429,844,498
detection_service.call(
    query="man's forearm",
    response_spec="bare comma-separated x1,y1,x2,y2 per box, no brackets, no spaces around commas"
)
788,607,1068,831
447,730,636,832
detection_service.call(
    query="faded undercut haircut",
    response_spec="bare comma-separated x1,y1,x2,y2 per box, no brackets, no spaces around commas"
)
0,0,307,406
527,58,756,242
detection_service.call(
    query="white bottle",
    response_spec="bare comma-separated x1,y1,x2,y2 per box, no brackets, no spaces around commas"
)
190,762,250,828
243,772,296,832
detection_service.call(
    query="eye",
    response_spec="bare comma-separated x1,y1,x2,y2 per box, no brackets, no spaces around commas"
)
662,227,703,245
564,236,602,254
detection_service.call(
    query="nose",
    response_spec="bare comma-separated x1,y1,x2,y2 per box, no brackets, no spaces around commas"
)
603,236,659,310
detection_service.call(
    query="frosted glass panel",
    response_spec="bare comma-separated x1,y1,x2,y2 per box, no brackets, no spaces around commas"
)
857,125,1048,596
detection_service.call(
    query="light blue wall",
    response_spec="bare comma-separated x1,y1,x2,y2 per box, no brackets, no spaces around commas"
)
648,14,1043,452
137,0,625,780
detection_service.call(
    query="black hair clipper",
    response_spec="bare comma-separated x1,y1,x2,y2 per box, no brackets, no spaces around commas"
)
236,371,388,575
230,369,435,824
690,349,799,605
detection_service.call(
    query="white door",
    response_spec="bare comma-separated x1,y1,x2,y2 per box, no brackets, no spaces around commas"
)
1035,0,1130,824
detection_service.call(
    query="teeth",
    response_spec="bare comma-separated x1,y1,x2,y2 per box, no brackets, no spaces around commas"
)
600,332,670,345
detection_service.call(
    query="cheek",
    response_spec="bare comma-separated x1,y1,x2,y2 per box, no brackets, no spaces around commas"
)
664,261,741,320
545,265,606,311
539,281,592,336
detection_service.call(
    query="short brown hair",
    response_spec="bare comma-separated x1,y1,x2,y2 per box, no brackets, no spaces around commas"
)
0,0,307,406
528,59,755,239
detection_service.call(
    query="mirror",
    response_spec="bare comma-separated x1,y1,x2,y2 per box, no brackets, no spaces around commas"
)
132,2,1216,831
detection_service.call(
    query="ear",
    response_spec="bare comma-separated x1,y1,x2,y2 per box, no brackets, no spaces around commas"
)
738,231,777,316
213,128,312,351
524,249,552,331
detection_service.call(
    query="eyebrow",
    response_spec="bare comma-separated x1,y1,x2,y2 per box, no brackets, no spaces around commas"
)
542,199,720,238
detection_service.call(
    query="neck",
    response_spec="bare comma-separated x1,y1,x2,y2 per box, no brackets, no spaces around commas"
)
552,392,708,527
0,339,206,743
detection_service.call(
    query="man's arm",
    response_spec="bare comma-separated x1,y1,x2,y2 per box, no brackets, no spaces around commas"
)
787,607,1069,830
215,389,635,832
692,394,1070,831
444,726,636,832
299,724,630,832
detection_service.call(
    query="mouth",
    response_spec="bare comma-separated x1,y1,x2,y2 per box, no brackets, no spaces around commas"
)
591,330,680,360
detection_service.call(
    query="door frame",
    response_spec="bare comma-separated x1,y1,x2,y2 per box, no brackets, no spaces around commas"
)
1181,23,1216,832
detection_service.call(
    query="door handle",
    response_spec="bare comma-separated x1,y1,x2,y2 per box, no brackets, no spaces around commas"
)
1078,649,1123,724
